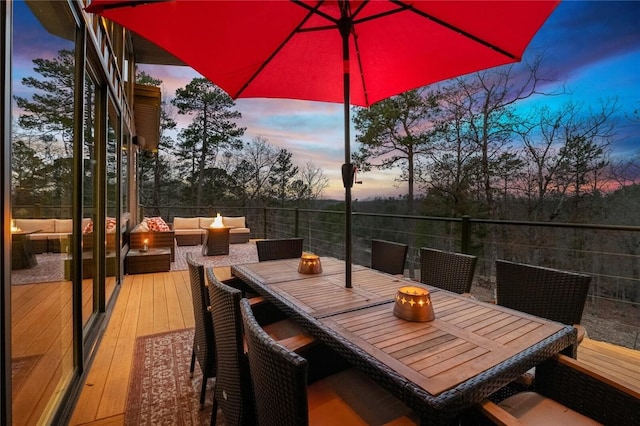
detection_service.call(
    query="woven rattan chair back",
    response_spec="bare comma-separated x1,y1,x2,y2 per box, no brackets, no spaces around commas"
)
495,260,591,325
256,238,304,262
205,268,255,426
419,248,477,294
185,252,216,408
240,298,310,426
371,239,408,275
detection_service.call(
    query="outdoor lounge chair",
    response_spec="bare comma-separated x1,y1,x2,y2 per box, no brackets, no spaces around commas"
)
371,239,408,275
420,248,477,294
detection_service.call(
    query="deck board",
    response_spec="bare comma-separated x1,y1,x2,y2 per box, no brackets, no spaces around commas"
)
577,338,640,394
57,270,639,425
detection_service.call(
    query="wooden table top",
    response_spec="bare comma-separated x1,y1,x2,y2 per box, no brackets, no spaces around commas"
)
232,257,576,414
320,291,567,396
232,256,367,286
266,268,412,318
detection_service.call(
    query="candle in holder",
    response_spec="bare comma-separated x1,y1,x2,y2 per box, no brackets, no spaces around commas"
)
393,285,435,322
142,239,149,252
298,252,322,274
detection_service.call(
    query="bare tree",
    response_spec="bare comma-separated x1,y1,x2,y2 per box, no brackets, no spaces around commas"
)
232,136,280,205
298,161,330,202
418,87,482,216
445,54,562,217
515,99,618,220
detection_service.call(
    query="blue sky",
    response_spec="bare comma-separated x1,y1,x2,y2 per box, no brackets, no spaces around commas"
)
138,1,640,200
13,1,640,200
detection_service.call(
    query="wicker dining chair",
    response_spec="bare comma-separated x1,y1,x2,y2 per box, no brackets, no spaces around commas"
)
493,259,592,392
185,252,216,409
495,260,591,338
371,239,408,275
206,270,256,426
240,299,417,426
256,238,304,262
467,353,640,426
419,248,477,294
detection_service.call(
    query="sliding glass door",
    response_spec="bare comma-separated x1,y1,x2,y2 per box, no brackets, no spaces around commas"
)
10,2,76,423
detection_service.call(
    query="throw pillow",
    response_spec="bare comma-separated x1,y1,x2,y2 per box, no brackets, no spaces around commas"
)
136,220,150,232
83,220,94,234
146,216,170,232
106,217,117,233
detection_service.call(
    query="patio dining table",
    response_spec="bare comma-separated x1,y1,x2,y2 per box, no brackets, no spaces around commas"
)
232,257,577,425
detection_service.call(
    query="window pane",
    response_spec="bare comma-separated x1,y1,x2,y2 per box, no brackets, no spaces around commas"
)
11,1,75,423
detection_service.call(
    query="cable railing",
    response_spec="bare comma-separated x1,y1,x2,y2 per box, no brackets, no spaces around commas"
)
261,207,640,313
14,204,640,312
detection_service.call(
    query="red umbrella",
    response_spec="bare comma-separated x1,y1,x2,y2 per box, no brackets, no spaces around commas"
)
87,0,559,287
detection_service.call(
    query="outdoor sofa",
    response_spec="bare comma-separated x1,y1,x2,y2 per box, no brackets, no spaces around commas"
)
130,217,175,261
15,217,92,254
172,216,251,246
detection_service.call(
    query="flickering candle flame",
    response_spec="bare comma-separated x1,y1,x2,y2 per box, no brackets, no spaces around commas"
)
11,220,21,233
142,238,149,252
210,213,224,228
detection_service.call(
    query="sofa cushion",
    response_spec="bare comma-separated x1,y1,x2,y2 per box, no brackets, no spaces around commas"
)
229,227,250,234
174,217,201,230
28,233,51,241
174,229,204,236
199,217,215,228
54,219,73,234
133,220,149,232
15,218,55,233
223,216,246,228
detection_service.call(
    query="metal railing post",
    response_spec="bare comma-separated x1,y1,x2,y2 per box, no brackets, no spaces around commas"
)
294,208,299,237
263,207,268,239
461,215,471,254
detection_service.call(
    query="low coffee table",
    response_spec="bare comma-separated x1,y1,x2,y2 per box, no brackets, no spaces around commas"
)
126,248,171,274
202,227,230,256
64,251,117,279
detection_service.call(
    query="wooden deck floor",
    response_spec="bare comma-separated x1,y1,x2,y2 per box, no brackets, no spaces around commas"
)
68,269,640,425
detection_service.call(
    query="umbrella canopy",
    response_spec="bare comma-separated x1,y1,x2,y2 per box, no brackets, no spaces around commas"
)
87,0,559,286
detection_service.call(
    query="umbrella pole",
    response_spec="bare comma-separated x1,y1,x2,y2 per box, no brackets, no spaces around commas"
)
340,11,353,289
343,92,352,289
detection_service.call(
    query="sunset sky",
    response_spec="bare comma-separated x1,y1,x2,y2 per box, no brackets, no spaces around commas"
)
13,1,640,200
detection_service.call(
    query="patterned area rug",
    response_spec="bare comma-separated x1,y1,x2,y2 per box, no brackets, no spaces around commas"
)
12,354,42,395
10,242,258,285
11,253,66,285
126,329,225,426
171,242,258,271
